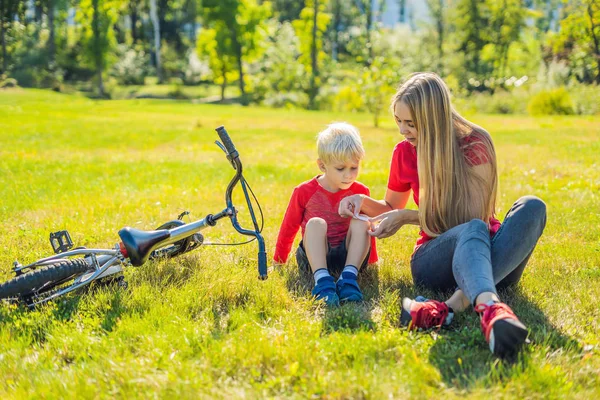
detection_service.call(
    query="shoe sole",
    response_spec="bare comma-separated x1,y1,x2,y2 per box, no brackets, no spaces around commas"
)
400,298,413,327
489,318,528,357
339,294,363,303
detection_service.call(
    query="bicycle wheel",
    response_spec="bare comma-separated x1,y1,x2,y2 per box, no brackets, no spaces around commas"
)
0,258,90,301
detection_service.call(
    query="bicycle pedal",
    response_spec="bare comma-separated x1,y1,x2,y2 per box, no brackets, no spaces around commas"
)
50,230,74,254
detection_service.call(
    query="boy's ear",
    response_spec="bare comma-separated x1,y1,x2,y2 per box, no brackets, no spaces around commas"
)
316,159,327,172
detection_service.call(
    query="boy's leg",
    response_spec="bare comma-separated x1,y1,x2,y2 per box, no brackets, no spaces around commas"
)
303,217,339,306
336,219,370,302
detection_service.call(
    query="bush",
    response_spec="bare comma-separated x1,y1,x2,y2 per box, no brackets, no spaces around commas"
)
569,83,600,115
527,87,574,116
183,51,211,85
110,44,151,85
333,86,364,112
262,91,308,108
0,77,19,89
453,88,529,115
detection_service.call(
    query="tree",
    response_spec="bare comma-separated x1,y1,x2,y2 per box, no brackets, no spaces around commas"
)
77,0,123,96
553,0,600,83
202,0,271,104
293,0,331,109
149,0,162,82
426,0,445,74
0,0,23,74
196,26,237,102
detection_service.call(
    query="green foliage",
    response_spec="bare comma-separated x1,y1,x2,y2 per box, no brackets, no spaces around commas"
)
77,0,124,70
292,0,332,107
527,87,575,116
110,44,151,85
201,0,272,102
568,82,600,115
551,0,600,83
0,91,599,397
249,20,306,105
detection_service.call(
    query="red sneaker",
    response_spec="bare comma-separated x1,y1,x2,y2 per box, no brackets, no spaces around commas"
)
401,297,453,330
475,302,528,357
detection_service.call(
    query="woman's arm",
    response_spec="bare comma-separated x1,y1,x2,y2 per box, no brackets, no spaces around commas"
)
339,189,412,218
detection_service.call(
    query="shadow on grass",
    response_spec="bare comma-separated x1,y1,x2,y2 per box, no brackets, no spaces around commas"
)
281,262,384,334
426,285,581,389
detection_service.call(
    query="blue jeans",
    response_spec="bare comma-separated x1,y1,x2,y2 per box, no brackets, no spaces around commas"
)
410,196,547,304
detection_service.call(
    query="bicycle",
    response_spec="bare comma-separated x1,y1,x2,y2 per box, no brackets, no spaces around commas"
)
0,126,267,307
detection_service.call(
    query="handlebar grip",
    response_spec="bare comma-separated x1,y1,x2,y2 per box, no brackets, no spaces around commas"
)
215,126,238,157
258,250,268,280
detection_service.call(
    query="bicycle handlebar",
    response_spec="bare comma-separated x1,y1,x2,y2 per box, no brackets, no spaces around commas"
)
216,126,239,159
216,126,268,280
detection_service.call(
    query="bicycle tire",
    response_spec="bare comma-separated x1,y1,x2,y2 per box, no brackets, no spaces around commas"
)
0,258,91,300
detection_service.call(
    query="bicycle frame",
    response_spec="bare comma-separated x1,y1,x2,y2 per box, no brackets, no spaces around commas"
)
8,126,267,307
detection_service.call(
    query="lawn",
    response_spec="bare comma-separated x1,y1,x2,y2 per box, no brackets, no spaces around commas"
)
0,88,598,398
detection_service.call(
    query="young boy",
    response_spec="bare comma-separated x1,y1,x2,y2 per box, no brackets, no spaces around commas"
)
273,123,378,306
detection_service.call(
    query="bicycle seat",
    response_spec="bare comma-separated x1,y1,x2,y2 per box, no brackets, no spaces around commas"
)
118,227,171,266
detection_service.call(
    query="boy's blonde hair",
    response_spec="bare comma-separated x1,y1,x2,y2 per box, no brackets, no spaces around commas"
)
317,122,365,164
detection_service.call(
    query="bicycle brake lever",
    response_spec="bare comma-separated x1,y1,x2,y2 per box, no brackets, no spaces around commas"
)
215,140,236,169
215,140,227,154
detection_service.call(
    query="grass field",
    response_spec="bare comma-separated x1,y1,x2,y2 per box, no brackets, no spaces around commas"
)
0,88,598,398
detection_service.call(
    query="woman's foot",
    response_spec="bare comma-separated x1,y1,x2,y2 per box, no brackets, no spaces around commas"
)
475,301,528,357
401,297,454,330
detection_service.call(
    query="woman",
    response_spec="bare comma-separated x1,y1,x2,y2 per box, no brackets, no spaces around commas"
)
339,73,546,357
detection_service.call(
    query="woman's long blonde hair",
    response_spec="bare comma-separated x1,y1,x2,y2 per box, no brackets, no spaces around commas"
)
392,72,498,237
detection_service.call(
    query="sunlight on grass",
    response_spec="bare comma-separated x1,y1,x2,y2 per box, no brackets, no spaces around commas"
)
0,89,598,398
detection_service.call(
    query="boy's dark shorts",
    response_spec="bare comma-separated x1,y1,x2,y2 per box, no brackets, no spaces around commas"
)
295,238,370,278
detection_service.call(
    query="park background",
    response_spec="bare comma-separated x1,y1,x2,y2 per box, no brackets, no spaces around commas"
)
1,0,599,398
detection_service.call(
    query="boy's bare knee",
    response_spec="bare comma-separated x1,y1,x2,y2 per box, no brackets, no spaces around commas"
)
349,218,370,233
306,217,328,234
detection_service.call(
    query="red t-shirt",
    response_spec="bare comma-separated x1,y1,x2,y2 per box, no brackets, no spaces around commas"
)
274,176,378,264
387,134,501,251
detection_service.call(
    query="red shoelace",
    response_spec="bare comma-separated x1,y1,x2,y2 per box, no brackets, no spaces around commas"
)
410,300,449,330
474,302,519,341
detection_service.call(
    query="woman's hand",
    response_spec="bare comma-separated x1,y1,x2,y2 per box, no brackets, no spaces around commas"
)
338,194,364,218
368,209,407,238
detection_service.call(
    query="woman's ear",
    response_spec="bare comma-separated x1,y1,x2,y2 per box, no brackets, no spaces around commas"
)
317,159,327,172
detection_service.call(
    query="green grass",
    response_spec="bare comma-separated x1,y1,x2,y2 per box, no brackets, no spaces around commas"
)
0,88,599,398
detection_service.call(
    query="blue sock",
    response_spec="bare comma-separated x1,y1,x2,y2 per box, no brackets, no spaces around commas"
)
342,265,358,279
313,268,331,285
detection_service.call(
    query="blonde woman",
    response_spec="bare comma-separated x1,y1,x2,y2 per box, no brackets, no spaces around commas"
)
338,73,546,357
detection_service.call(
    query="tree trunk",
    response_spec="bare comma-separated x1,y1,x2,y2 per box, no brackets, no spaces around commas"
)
149,0,163,83
309,0,319,109
365,0,372,65
436,0,443,74
587,3,600,84
92,0,104,97
48,0,56,65
398,0,406,23
331,0,341,61
230,30,246,104
130,1,138,42
1,17,6,74
221,65,227,103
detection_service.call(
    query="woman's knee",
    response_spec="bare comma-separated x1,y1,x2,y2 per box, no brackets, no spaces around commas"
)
520,195,547,217
466,218,488,233
518,195,547,230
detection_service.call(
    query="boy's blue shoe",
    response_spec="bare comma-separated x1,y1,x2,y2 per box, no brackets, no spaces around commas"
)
312,276,340,307
336,272,363,302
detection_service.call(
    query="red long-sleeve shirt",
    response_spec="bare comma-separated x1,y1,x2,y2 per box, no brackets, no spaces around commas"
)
274,176,378,264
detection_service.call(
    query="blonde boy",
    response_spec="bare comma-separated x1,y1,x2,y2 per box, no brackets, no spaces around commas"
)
274,123,378,306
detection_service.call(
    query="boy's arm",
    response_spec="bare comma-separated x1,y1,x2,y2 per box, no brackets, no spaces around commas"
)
273,187,304,264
